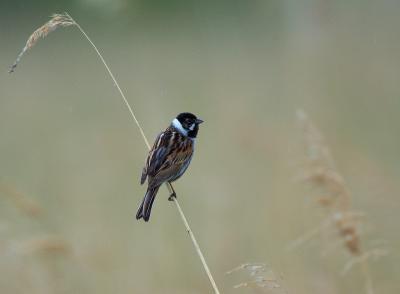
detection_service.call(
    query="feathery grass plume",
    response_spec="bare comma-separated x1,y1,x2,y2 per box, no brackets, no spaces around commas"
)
9,12,221,294
295,109,360,255
293,109,386,294
0,181,42,217
226,263,286,293
9,13,75,73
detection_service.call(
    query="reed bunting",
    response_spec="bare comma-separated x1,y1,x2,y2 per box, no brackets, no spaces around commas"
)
136,112,204,222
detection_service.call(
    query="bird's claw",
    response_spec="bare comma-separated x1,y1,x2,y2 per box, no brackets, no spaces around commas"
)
168,192,177,201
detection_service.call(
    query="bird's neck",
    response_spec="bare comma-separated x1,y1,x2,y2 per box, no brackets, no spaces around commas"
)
171,119,198,139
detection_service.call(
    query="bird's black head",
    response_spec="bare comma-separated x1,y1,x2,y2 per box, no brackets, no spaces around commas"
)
172,112,204,138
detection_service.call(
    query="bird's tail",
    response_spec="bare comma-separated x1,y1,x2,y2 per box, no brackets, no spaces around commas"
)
136,186,160,222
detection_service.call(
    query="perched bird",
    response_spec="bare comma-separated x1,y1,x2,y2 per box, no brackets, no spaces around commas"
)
136,112,204,222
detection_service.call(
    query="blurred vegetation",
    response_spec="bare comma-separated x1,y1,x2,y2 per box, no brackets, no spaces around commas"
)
1,0,400,293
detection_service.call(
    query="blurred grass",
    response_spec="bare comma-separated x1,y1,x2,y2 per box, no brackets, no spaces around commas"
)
1,1,400,293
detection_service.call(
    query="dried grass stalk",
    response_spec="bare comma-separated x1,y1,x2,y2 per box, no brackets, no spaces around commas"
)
9,13,75,73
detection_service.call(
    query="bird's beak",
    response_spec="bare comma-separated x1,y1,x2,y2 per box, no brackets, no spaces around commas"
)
196,118,204,124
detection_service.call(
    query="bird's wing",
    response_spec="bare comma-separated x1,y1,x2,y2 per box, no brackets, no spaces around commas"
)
150,144,193,187
141,130,173,184
144,131,194,189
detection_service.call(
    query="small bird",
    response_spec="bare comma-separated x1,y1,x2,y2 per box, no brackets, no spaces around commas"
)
136,112,204,222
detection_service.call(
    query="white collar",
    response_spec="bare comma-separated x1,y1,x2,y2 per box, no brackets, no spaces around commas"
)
172,118,188,136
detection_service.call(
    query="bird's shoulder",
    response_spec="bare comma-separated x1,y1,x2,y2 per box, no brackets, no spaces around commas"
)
146,127,193,175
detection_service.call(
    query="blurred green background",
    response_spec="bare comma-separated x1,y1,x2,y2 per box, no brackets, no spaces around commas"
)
1,0,399,293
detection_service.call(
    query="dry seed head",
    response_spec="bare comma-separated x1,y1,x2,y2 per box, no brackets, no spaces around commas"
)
227,263,283,292
297,110,351,211
9,13,75,73
296,110,361,255
335,213,361,254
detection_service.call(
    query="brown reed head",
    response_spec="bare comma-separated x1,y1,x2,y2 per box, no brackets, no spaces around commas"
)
296,109,361,256
9,13,75,73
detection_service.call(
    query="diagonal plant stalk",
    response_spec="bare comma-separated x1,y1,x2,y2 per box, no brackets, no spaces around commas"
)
10,12,220,294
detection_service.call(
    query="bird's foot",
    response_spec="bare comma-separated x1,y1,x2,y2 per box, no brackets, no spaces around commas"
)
168,192,177,201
